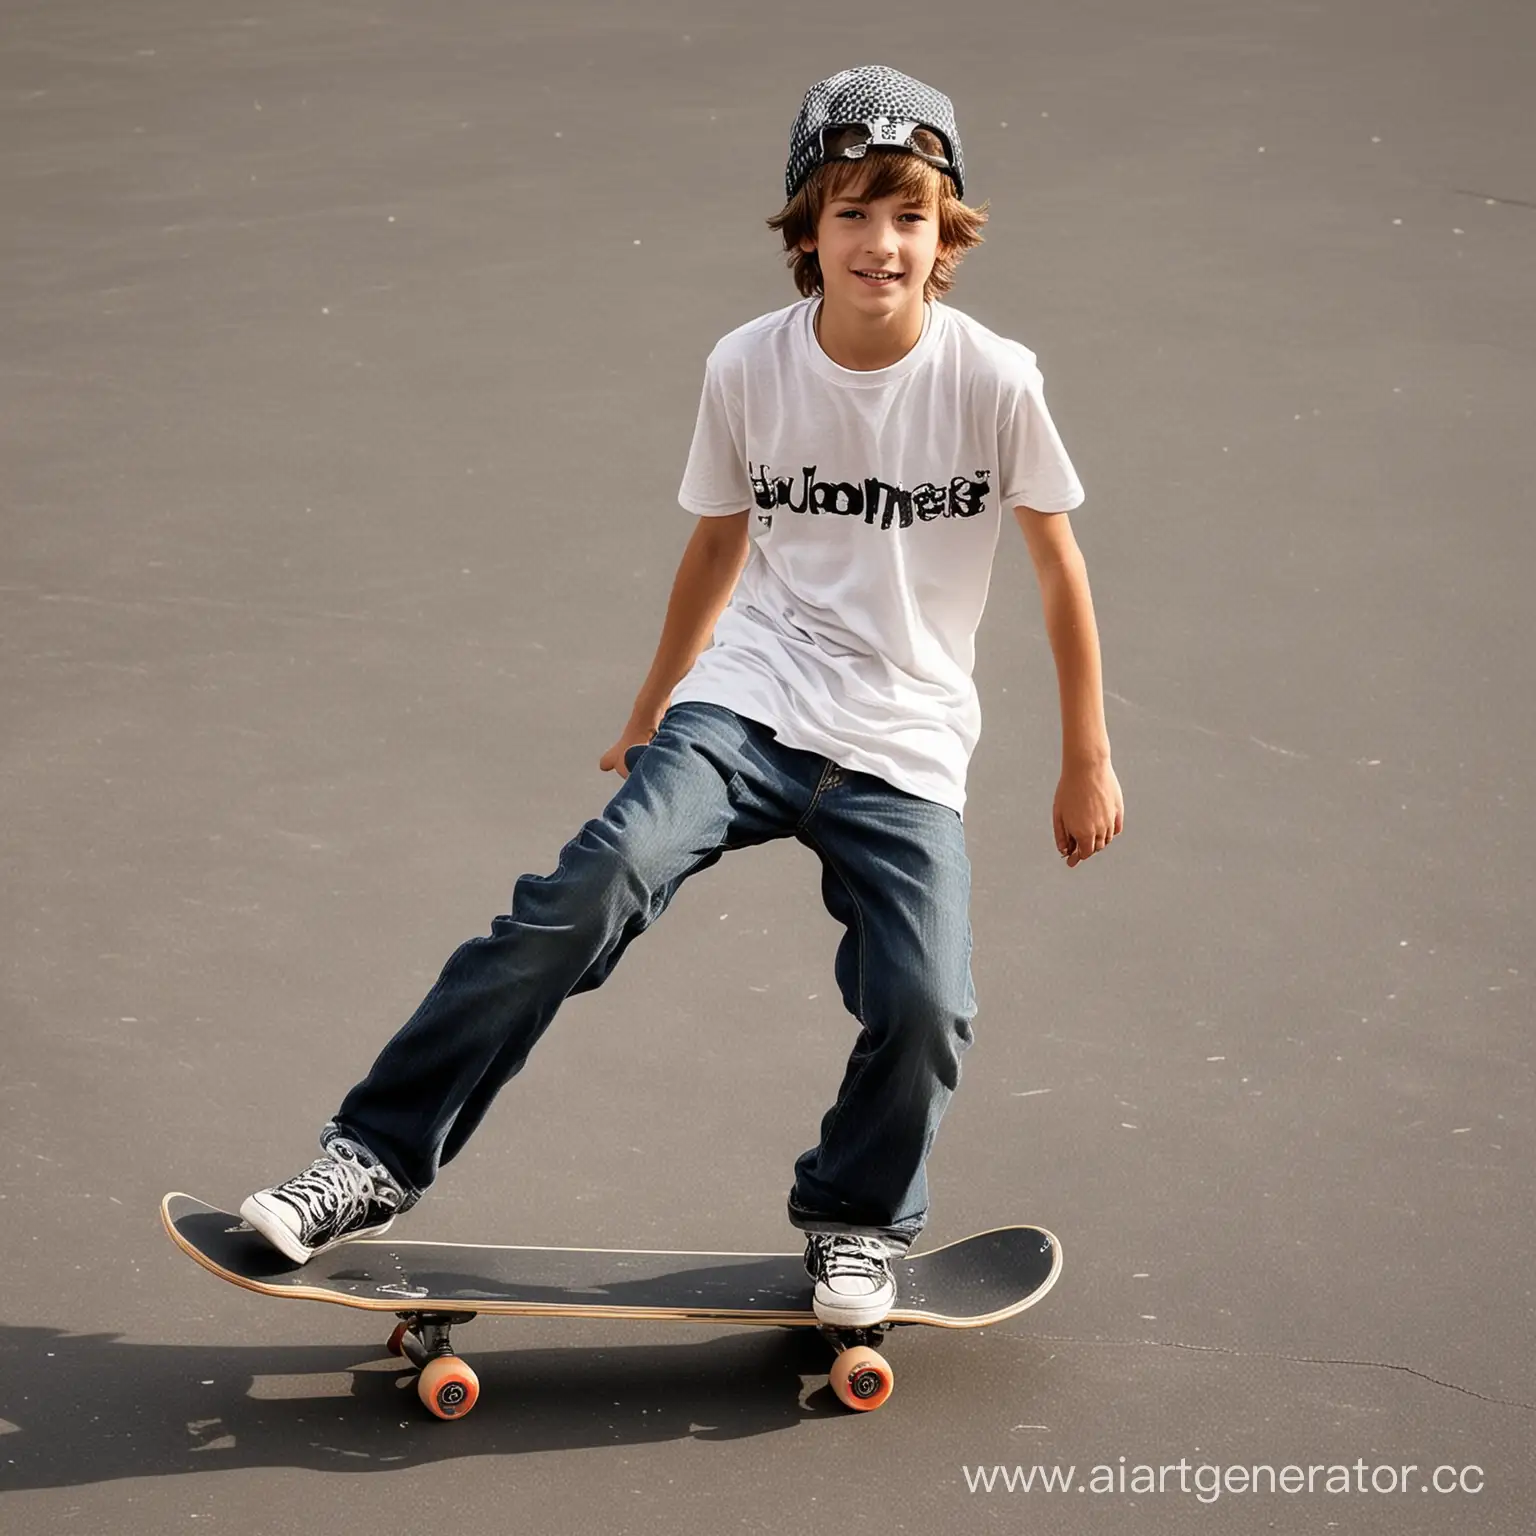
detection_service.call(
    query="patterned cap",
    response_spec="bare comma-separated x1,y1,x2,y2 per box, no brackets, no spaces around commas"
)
785,65,965,201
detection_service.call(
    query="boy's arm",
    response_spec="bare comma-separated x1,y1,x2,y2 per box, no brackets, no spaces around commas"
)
619,511,751,737
1014,505,1124,866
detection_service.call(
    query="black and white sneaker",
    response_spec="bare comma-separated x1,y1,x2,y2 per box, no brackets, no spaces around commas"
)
240,1134,406,1265
804,1234,897,1327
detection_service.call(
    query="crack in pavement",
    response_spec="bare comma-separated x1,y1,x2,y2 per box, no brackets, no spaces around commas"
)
1452,188,1536,210
1102,689,1312,762
1021,1333,1536,1412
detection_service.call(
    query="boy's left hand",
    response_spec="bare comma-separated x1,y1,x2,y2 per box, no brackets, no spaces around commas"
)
1054,760,1124,868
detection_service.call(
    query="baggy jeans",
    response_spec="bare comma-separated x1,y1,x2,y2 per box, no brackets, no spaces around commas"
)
329,701,977,1253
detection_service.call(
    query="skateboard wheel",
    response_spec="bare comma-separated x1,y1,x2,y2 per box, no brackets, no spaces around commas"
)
418,1356,480,1420
830,1346,893,1411
386,1322,410,1358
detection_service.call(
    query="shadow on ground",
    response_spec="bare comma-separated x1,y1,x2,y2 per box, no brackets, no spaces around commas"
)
0,1323,855,1489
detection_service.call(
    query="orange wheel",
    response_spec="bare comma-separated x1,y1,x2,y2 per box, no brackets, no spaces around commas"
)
386,1322,410,1358
418,1356,480,1420
830,1345,893,1411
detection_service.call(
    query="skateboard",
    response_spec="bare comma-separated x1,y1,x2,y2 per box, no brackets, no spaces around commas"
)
161,1193,1061,1419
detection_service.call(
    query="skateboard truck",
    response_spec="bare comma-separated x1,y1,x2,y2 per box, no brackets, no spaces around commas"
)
387,1311,481,1419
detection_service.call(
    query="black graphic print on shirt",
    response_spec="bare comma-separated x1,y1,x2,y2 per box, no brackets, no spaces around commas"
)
749,463,991,530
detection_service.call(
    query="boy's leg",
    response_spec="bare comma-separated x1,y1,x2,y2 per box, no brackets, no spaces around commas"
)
325,702,793,1198
787,772,977,1257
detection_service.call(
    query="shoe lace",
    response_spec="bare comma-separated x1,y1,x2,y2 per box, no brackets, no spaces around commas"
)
283,1154,381,1228
815,1235,891,1283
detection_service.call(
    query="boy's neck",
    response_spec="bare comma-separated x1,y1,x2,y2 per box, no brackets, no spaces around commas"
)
813,296,927,372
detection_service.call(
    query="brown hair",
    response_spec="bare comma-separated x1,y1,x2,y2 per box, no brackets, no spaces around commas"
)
766,130,990,301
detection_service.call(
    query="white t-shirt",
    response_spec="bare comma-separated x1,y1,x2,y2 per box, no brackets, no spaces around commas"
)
673,295,1084,817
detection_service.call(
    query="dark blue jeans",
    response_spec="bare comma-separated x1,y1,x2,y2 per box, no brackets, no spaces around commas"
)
330,701,977,1253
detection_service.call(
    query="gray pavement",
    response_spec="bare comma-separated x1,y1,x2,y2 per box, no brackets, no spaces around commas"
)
3,1,1532,1531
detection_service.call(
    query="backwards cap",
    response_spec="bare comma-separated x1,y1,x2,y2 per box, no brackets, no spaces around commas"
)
785,65,966,201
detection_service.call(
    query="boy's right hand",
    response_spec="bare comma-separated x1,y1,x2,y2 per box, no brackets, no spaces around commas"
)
599,716,662,779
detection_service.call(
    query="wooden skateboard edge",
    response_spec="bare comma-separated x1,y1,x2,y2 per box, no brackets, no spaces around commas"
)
161,1192,1062,1329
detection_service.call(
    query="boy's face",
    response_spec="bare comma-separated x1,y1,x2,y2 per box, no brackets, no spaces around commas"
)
799,175,943,314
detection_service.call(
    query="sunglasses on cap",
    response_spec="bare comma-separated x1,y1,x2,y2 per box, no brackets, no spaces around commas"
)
819,121,954,174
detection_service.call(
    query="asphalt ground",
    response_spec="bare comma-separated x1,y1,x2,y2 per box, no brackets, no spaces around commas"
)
3,1,1532,1531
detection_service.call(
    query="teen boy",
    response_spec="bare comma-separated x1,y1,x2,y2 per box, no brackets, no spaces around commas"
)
240,65,1123,1330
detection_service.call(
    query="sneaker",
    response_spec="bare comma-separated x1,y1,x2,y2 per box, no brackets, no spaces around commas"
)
240,1134,406,1265
804,1233,897,1327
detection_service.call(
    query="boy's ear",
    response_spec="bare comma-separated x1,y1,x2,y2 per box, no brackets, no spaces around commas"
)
798,235,817,254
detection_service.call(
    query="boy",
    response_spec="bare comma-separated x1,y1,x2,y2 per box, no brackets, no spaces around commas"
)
240,65,1123,1330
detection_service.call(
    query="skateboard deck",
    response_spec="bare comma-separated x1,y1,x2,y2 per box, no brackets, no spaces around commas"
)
162,1193,1061,1417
